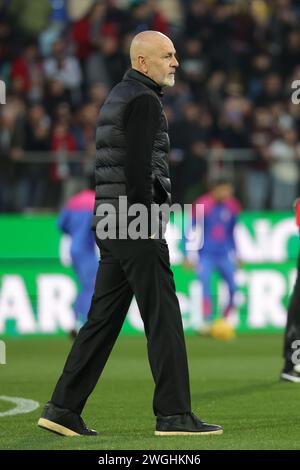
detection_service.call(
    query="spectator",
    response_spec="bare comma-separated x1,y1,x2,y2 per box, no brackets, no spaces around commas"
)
15,103,51,211
2,0,300,213
50,122,78,206
44,39,82,105
270,128,300,210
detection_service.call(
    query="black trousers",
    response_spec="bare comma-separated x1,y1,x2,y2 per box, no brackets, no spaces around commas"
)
283,254,300,370
51,238,191,416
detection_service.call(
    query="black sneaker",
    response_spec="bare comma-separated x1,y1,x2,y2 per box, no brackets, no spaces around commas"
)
280,368,300,383
38,402,98,436
155,412,223,436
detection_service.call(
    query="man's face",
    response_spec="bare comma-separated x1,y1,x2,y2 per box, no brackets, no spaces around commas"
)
146,40,179,87
213,184,233,202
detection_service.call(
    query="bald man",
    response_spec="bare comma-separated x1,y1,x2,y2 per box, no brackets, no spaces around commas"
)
38,31,223,437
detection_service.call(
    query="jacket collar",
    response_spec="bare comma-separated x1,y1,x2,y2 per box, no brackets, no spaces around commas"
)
123,68,163,97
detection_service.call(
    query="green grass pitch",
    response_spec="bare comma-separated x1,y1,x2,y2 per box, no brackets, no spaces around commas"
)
0,333,299,450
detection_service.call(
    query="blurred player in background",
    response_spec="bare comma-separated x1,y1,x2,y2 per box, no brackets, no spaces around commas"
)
281,198,300,382
185,177,241,340
58,185,98,337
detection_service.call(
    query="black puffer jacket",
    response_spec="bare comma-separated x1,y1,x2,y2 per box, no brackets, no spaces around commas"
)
93,68,171,235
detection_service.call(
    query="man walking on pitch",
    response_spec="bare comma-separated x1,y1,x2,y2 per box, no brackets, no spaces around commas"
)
38,31,223,437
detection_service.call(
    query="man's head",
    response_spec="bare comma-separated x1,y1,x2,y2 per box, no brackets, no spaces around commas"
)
209,177,234,202
130,30,179,87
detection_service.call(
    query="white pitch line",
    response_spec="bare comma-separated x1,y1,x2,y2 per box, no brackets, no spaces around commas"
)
0,396,39,417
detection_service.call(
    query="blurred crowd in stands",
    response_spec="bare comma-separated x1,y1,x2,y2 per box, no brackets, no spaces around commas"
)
1,0,300,212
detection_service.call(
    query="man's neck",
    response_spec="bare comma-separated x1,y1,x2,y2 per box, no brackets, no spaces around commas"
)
124,68,163,96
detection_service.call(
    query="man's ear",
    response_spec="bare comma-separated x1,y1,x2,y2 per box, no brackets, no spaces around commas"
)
138,55,147,73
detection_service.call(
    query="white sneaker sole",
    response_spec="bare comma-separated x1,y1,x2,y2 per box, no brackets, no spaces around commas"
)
281,373,300,383
155,429,223,436
38,418,80,436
